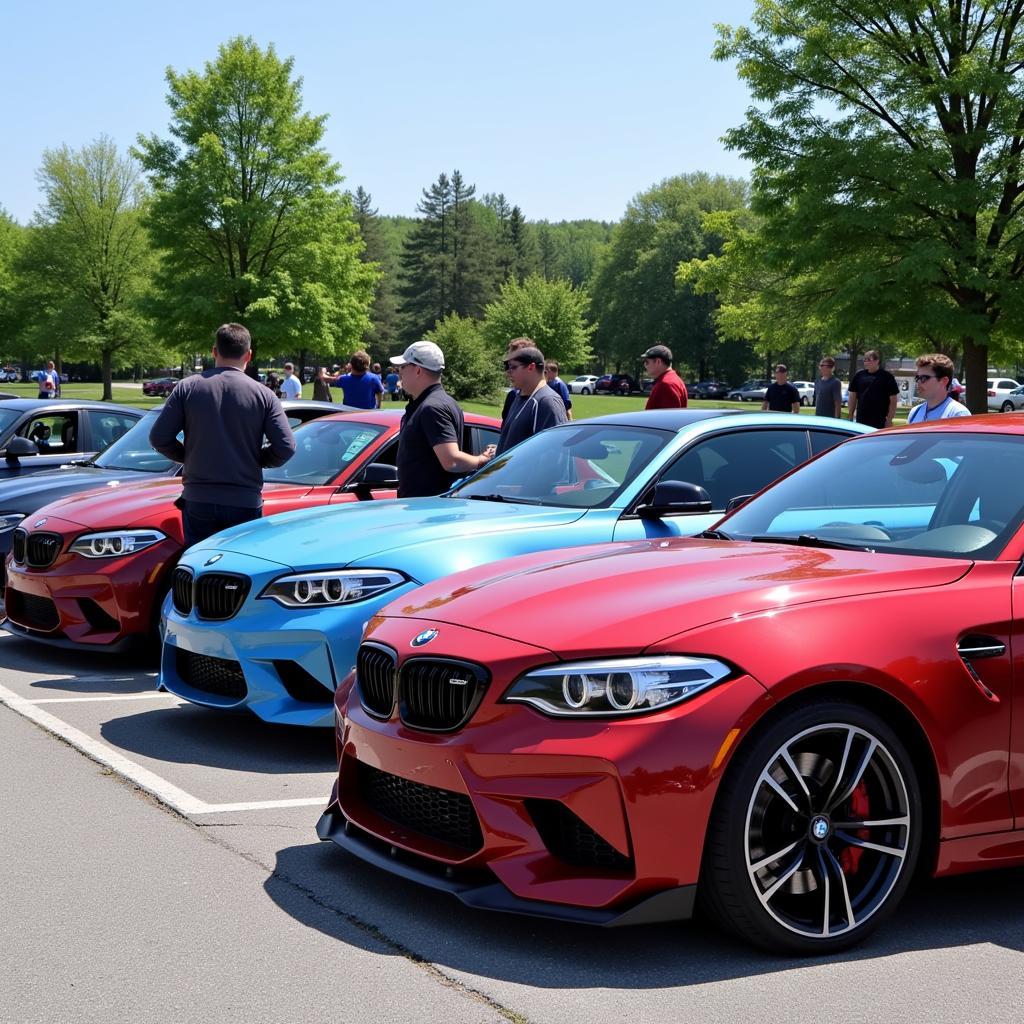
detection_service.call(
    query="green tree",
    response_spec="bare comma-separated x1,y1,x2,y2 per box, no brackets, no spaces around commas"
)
0,209,28,359
135,36,376,363
482,273,596,368
351,186,400,357
590,174,748,378
714,1,1024,410
426,313,503,401
24,137,154,398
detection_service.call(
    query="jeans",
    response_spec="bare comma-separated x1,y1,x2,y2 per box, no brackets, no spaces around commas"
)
181,501,262,549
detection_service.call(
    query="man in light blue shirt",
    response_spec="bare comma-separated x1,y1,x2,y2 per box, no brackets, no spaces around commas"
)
907,354,971,423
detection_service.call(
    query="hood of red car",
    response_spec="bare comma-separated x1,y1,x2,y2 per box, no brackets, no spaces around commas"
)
386,538,971,656
35,478,311,529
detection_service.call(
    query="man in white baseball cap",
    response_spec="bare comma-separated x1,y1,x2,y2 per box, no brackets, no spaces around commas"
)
390,340,495,497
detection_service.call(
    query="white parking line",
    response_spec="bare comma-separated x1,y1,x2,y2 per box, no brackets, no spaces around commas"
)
0,682,326,816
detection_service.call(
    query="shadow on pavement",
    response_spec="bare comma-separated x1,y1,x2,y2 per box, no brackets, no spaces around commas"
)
0,635,157,694
99,703,335,774
265,841,1024,987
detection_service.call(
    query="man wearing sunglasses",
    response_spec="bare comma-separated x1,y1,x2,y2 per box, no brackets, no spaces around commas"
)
496,345,568,454
906,353,971,423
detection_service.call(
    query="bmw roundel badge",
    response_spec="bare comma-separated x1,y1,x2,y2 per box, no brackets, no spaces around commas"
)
203,554,223,566
33,518,47,528
411,628,439,647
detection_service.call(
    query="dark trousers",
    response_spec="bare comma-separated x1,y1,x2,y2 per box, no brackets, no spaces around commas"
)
181,501,262,549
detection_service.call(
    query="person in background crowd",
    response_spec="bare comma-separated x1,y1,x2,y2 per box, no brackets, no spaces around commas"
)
330,350,383,409
37,360,57,399
544,360,573,420
497,345,568,454
391,340,494,497
907,353,972,422
642,345,688,409
372,362,382,376
500,337,537,419
848,350,899,428
385,365,400,401
150,323,295,547
264,371,281,397
814,356,843,418
763,364,801,413
279,362,302,400
312,366,333,403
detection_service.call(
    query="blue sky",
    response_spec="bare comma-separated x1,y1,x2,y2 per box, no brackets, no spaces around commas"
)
1,0,758,224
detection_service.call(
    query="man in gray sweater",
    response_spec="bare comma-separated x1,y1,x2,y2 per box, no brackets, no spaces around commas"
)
150,323,296,548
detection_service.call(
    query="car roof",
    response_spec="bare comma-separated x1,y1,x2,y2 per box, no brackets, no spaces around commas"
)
0,399,140,414
878,412,1024,435
297,407,501,427
558,408,873,434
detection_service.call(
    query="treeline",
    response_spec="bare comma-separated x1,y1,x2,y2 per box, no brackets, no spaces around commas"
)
0,36,762,401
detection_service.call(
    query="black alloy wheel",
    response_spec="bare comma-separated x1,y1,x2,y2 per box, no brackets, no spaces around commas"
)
1001,400,1015,413
700,700,921,954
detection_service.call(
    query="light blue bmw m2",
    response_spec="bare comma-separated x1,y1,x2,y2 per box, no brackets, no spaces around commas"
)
160,410,871,726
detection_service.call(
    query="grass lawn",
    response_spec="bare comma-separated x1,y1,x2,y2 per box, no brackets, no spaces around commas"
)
2,381,910,425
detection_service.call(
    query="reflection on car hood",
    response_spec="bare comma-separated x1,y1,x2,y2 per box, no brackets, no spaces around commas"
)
192,497,588,571
384,538,971,657
34,478,312,528
0,466,145,509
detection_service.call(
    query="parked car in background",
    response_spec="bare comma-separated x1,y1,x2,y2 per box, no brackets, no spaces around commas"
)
994,384,1024,412
691,380,733,400
321,416,1024,954
727,380,770,402
3,410,501,653
568,375,600,395
142,377,179,397
0,368,22,384
0,400,143,479
791,381,815,406
159,410,870,728
595,374,639,395
986,377,1022,411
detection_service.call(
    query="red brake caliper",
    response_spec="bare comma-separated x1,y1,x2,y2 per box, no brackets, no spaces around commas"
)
838,782,870,874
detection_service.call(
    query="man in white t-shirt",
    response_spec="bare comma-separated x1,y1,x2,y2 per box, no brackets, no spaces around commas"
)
279,362,302,400
907,353,971,423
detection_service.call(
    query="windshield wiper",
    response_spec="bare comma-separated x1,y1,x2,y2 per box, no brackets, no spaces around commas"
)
699,529,731,540
749,534,873,552
464,493,544,505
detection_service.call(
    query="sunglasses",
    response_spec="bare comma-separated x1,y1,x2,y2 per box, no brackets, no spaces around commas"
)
913,374,937,383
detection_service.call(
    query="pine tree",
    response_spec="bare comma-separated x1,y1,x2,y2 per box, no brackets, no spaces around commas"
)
398,173,453,338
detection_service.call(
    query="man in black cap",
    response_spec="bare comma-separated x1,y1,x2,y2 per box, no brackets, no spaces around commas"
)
496,345,568,454
642,344,688,409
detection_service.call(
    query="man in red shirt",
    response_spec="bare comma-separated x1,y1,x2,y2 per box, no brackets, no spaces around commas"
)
642,344,688,409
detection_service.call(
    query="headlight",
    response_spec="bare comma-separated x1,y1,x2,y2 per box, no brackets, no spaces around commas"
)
69,529,166,558
0,513,25,534
503,655,732,717
259,569,406,608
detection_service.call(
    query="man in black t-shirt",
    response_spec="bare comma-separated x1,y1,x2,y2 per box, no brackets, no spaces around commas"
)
392,341,495,498
848,349,899,428
762,364,801,413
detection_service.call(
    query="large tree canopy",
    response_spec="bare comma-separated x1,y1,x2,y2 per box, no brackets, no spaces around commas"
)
135,36,376,360
714,1,1024,410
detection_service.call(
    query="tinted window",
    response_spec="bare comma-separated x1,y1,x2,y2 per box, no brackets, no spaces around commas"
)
809,430,854,457
94,410,177,473
453,424,668,508
263,420,387,485
658,429,809,511
87,411,139,452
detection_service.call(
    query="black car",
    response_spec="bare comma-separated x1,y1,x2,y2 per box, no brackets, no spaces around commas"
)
691,380,733,400
0,400,144,478
595,373,640,395
0,399,348,582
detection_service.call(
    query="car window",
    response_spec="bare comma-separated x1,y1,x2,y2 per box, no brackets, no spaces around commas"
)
18,412,79,452
725,432,1024,559
809,430,856,457
453,424,669,508
657,430,810,511
0,408,20,437
86,411,139,452
263,420,388,485
94,410,179,473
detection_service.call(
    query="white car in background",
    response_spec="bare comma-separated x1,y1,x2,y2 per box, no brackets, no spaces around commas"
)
791,380,815,406
993,383,1024,412
987,377,1022,411
568,374,600,395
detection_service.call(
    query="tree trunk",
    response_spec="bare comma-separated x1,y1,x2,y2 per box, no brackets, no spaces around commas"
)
962,337,988,414
297,347,308,383
101,348,112,401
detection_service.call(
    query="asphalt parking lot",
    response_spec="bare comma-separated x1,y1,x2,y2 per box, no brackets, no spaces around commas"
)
3,630,1024,1023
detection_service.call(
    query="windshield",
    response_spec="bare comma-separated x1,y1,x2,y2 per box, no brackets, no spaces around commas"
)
0,408,22,439
451,423,669,508
264,419,387,485
723,431,1024,560
93,410,178,473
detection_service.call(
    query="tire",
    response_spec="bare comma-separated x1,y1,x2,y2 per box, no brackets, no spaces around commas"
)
582,388,591,395
699,699,921,955
1001,401,1014,413
801,396,810,407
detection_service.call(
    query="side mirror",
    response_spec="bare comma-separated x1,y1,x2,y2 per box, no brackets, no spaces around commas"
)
345,462,399,491
4,436,40,462
726,494,754,513
636,480,712,519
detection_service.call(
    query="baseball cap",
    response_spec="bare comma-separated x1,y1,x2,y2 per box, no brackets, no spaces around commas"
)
640,344,673,362
390,340,445,372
